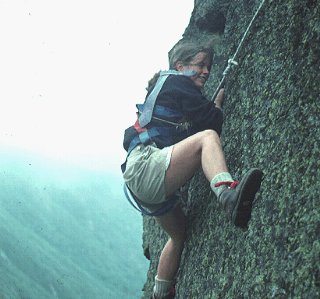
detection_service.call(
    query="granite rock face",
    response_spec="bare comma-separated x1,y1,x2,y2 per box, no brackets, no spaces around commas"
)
142,0,320,298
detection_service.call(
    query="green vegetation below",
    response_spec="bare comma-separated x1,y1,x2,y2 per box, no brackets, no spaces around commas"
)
0,150,147,298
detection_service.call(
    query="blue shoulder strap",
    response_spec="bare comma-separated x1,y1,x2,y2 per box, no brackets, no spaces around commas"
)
138,70,196,127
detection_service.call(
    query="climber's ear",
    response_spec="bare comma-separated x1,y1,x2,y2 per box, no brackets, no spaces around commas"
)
175,61,185,71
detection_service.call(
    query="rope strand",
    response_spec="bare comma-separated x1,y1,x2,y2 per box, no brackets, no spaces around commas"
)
211,0,267,102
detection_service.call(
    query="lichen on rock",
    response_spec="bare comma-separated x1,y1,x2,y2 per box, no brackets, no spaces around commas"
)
141,1,320,298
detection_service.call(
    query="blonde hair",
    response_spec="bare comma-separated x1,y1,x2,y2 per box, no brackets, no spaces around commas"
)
169,41,214,70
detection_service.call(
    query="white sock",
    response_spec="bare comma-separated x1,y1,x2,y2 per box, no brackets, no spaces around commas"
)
210,172,234,199
153,275,173,298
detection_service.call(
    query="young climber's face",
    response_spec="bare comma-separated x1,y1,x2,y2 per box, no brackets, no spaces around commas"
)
178,52,211,89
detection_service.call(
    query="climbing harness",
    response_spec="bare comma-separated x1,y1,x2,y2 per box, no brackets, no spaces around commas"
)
139,69,197,127
126,104,191,155
211,0,267,101
125,70,195,155
122,70,196,216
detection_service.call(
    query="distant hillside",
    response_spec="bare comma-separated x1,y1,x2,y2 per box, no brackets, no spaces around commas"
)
0,149,148,299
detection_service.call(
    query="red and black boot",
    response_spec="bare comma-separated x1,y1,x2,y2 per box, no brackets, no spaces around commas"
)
215,168,263,228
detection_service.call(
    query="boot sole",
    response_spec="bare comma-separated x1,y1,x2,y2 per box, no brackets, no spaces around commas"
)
232,168,263,228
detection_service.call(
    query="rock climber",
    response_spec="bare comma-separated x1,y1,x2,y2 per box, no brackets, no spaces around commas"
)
121,41,263,299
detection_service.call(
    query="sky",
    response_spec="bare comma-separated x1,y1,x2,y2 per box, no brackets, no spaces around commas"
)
0,0,194,174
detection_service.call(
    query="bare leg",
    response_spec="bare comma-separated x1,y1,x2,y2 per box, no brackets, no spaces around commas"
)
155,129,227,281
165,129,228,197
155,204,186,280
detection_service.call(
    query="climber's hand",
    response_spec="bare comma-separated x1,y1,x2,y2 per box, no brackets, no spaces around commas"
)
214,88,224,109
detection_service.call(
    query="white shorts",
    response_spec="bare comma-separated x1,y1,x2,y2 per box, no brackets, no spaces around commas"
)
123,143,173,205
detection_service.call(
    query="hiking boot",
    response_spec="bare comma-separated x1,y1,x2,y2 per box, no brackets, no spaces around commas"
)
218,168,263,228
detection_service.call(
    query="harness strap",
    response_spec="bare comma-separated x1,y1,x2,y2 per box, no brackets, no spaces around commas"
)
127,126,177,154
137,103,191,132
138,131,152,145
123,184,178,217
139,70,196,127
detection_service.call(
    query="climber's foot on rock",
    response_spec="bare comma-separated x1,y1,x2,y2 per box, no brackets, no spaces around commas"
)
219,168,263,228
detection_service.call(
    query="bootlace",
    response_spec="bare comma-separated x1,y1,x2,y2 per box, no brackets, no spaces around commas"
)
214,181,239,189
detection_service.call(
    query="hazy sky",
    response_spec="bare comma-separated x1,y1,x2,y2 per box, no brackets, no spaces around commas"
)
0,0,193,174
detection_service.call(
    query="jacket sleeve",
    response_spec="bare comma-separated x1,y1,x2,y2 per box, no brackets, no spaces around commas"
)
159,75,224,135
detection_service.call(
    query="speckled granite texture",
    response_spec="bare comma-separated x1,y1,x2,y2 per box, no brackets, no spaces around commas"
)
141,1,320,298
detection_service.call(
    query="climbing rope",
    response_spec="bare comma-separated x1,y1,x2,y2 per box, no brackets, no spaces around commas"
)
211,0,267,101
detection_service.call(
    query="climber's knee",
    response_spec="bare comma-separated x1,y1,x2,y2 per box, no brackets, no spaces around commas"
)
200,129,221,147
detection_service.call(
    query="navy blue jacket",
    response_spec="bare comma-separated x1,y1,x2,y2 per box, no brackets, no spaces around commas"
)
123,74,223,152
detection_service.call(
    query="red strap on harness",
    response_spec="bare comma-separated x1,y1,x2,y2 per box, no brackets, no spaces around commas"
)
134,113,147,133
214,181,240,189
